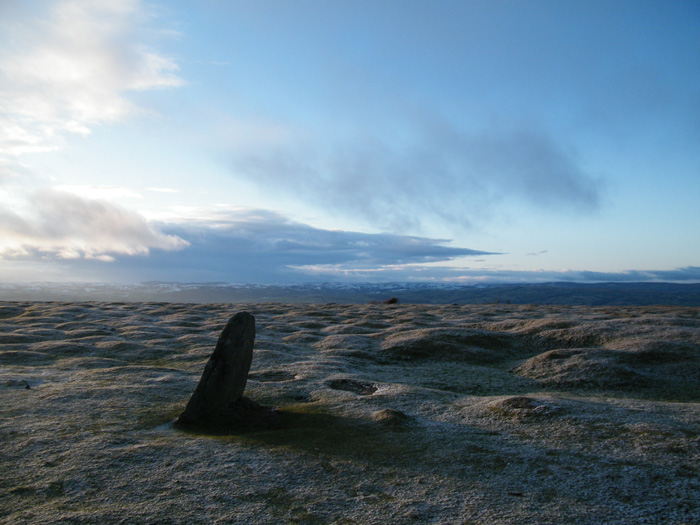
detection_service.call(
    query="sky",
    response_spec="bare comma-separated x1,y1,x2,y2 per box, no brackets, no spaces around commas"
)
1,0,699,284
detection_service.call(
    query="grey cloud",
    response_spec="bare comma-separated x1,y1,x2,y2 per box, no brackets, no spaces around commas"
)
56,209,495,283
229,121,602,232
0,189,187,260
431,266,700,284
649,267,700,282
578,267,700,283
578,270,652,282
463,129,600,211
6,203,695,285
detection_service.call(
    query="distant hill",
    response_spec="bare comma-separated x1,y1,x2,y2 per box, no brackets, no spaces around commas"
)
1,281,700,306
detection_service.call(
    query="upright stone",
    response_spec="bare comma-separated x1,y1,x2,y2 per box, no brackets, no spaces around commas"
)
177,312,255,426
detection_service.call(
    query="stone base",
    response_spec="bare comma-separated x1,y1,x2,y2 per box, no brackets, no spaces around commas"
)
175,397,279,433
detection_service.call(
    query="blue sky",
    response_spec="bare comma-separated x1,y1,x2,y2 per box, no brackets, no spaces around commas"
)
1,0,699,284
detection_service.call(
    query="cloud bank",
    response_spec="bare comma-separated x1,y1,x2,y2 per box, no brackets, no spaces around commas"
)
433,266,700,285
2,200,695,285
140,209,493,283
0,189,187,262
0,207,493,282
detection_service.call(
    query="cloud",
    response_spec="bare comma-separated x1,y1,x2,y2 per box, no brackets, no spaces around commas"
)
55,185,144,201
648,267,700,282
0,0,187,269
577,267,700,283
434,266,700,284
148,209,493,282
0,189,188,261
228,120,602,232
145,187,179,194
6,208,493,283
0,0,182,156
3,201,695,285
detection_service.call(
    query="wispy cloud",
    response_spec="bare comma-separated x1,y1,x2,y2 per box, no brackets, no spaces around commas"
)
228,119,602,232
55,185,144,201
145,187,179,194
0,0,182,156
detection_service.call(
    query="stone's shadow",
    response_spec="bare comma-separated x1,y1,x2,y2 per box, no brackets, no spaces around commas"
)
176,403,427,466
248,370,296,382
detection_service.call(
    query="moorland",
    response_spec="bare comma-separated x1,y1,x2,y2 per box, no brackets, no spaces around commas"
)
1,301,699,523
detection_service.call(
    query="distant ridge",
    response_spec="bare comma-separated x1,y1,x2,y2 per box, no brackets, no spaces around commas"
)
1,281,700,306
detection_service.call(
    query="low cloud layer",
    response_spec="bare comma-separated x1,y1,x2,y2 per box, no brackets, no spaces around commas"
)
0,189,187,261
141,209,493,283
2,200,696,284
229,121,602,232
1,207,493,282
422,266,700,284
577,267,700,283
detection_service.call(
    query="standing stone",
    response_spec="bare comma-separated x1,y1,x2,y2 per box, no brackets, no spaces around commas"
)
177,312,255,426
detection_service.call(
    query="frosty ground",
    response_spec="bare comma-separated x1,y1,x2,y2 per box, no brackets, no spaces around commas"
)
1,302,699,523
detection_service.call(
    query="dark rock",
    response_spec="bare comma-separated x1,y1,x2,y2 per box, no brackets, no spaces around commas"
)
369,297,399,305
4,379,32,389
177,312,256,426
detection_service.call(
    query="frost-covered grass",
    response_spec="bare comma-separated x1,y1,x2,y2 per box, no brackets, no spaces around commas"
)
1,302,699,523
